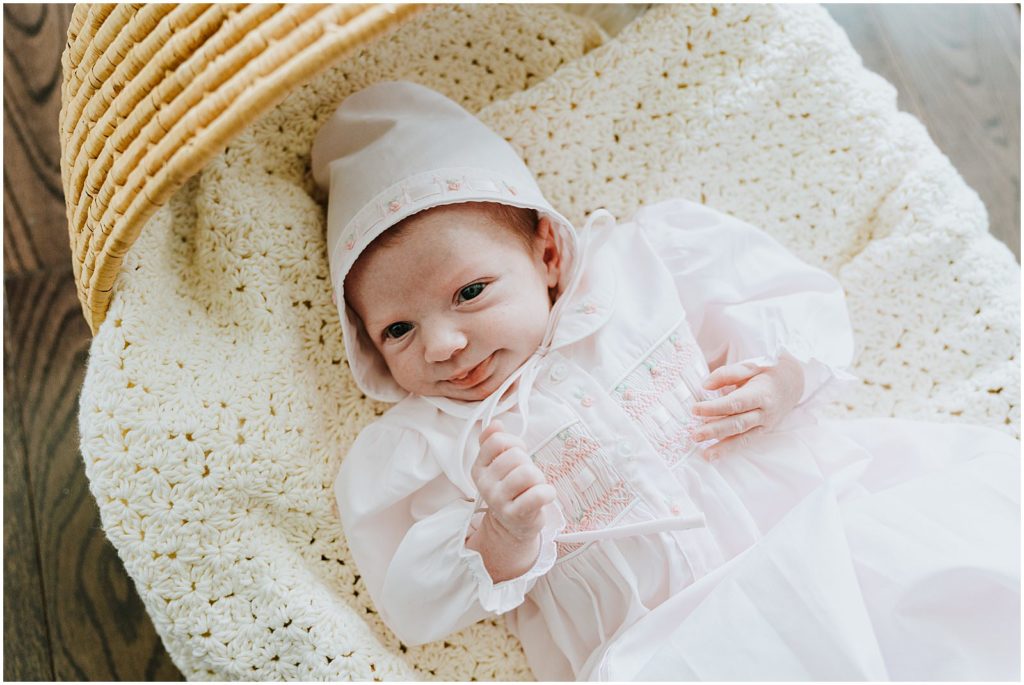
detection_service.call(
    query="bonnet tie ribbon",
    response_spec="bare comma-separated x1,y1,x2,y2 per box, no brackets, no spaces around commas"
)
454,209,707,544
453,209,613,484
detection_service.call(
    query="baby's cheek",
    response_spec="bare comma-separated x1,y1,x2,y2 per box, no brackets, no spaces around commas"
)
500,307,544,346
384,356,415,389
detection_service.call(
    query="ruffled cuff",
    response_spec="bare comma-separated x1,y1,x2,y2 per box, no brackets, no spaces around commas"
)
730,336,860,409
457,500,567,615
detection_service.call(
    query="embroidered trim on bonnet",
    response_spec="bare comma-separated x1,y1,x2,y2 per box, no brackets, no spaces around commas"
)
332,167,536,266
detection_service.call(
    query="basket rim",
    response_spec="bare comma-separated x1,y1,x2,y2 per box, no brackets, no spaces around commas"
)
60,2,426,336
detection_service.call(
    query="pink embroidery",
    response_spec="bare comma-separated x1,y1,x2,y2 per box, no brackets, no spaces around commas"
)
583,303,597,315
611,325,715,467
536,434,600,482
348,174,533,251
653,423,698,467
345,240,355,250
616,330,700,422
581,396,593,407
531,425,637,559
558,480,633,557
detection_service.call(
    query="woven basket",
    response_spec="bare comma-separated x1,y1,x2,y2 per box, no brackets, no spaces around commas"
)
59,3,424,336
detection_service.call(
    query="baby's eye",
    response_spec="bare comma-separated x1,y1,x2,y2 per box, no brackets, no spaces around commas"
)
384,322,412,340
459,283,486,303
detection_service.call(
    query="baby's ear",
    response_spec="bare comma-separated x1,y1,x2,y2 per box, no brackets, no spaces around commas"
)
536,216,561,288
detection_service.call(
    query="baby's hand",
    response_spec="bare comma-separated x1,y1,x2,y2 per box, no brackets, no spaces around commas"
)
472,420,557,542
691,355,805,460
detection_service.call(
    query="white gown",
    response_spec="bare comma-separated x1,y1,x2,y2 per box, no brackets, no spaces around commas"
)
578,416,1020,680
334,199,1021,681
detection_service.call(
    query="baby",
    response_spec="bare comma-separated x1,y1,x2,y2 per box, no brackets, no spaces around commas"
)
312,81,1020,681
344,197,805,585
343,201,565,582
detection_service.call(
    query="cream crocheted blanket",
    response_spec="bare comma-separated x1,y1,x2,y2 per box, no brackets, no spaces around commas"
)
77,4,1020,680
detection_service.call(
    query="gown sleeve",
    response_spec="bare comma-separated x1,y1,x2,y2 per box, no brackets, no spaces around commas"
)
334,420,565,646
633,197,860,408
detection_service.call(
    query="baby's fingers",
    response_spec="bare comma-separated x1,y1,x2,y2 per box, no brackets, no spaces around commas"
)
513,482,557,511
691,408,765,443
502,483,557,538
473,420,508,483
702,362,761,391
479,419,505,446
476,422,528,476
692,385,762,420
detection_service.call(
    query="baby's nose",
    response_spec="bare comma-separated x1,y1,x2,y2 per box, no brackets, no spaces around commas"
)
423,326,468,363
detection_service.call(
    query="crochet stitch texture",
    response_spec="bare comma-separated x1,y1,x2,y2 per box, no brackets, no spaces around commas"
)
77,4,1020,680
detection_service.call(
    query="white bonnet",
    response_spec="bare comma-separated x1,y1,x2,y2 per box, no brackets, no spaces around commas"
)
310,81,581,402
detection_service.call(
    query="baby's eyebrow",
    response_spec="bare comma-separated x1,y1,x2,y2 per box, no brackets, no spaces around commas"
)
362,296,418,332
364,309,400,331
352,298,397,331
449,263,489,286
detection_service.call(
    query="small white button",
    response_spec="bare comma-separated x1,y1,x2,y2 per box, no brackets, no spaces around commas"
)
616,439,634,458
549,362,568,383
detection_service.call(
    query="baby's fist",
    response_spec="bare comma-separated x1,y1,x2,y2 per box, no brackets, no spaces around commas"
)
472,420,556,542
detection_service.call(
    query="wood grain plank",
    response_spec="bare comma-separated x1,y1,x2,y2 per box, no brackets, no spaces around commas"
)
3,3,183,678
4,268,184,680
827,4,1021,262
2,4,75,277
3,285,54,680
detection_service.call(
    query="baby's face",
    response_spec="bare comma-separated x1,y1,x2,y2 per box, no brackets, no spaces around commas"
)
346,203,561,401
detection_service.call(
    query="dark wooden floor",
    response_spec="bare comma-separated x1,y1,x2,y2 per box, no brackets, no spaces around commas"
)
4,4,1019,680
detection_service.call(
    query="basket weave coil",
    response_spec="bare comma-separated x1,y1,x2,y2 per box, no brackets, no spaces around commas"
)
59,3,424,336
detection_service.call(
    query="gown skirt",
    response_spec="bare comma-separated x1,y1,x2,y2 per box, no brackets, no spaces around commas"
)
578,415,1021,681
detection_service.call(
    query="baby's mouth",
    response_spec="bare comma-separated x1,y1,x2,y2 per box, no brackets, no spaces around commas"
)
448,353,494,388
